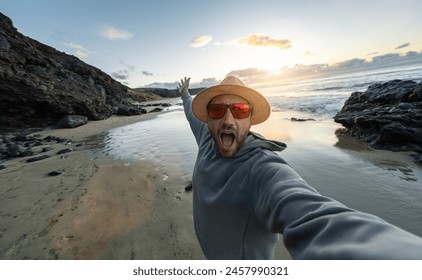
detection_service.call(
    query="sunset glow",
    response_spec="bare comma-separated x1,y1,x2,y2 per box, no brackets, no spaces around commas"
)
2,0,422,88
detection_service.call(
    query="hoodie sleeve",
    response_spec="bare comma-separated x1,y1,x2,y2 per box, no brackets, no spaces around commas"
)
250,152,422,259
181,92,208,146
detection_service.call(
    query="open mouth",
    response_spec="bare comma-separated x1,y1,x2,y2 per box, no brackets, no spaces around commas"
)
220,132,235,147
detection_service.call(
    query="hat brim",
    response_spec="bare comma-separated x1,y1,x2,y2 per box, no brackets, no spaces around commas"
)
192,84,270,125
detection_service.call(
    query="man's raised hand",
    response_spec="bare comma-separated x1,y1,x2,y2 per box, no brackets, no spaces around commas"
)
177,77,190,95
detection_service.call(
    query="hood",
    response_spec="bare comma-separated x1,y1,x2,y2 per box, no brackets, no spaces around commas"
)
234,131,287,157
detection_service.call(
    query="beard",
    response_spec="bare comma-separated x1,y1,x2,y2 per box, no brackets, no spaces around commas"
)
210,124,249,158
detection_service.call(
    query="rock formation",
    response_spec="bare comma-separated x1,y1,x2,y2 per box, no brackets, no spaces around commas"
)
0,12,156,131
334,79,422,157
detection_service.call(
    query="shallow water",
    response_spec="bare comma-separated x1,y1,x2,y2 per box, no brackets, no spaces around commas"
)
98,107,422,237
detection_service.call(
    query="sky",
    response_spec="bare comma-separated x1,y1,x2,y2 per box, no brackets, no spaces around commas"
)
2,0,422,89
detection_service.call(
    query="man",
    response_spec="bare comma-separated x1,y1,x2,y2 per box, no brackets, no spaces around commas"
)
177,76,422,259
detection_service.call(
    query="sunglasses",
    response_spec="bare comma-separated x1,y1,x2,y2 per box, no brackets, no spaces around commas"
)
207,103,251,119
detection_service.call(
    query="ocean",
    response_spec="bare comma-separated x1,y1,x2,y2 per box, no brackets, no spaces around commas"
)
96,65,422,238
261,65,422,119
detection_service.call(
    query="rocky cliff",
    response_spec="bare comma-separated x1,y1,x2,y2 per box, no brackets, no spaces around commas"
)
334,79,422,158
0,13,155,131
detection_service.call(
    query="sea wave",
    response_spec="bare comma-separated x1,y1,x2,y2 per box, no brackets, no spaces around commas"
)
263,65,422,118
268,94,350,119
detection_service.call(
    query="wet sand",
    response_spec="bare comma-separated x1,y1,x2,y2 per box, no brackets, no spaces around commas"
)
0,113,207,259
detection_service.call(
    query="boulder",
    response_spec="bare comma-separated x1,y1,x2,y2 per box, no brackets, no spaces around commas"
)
56,115,88,128
334,80,422,155
116,105,147,116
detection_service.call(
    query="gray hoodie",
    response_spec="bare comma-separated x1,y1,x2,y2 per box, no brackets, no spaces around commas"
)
182,92,422,259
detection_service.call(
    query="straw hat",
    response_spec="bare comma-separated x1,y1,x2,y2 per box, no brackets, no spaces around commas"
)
192,76,270,125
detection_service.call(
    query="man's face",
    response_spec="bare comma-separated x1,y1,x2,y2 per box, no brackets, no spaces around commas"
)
207,94,252,158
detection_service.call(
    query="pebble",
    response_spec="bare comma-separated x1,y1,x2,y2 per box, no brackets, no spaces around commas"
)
184,182,193,192
26,155,51,163
47,170,62,176
57,148,73,155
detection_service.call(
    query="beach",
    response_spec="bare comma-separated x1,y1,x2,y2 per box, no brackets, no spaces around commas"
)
1,103,422,260
0,112,204,259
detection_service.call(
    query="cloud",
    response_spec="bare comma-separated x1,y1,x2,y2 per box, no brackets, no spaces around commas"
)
143,82,179,88
63,42,84,49
63,42,90,58
395,42,410,50
142,71,153,76
191,77,219,88
110,60,154,83
236,34,291,49
227,68,267,78
371,53,401,64
111,61,134,81
367,51,379,56
282,52,422,79
370,51,422,67
143,77,220,89
220,51,422,85
226,68,275,85
74,49,88,59
100,25,134,40
332,58,367,69
120,60,136,72
111,69,130,80
304,50,316,57
190,35,213,47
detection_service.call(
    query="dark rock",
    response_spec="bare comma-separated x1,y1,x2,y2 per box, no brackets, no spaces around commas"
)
0,34,11,50
0,164,6,170
26,155,50,163
47,170,62,176
7,144,25,157
57,148,73,155
13,134,28,142
0,144,7,159
145,102,172,107
334,80,422,155
43,135,68,143
291,117,316,122
21,148,36,157
412,154,422,165
116,105,147,116
132,88,179,98
149,108,163,113
0,129,83,161
41,146,54,153
185,182,193,192
32,140,43,146
56,115,88,128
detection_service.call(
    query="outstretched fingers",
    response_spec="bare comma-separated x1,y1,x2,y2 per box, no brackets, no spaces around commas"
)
178,77,191,94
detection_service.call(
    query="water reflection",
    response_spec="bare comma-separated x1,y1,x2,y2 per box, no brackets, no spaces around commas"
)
334,128,418,182
85,108,422,236
97,110,197,172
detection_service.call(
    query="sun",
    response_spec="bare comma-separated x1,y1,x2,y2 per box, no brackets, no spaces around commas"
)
243,47,305,72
